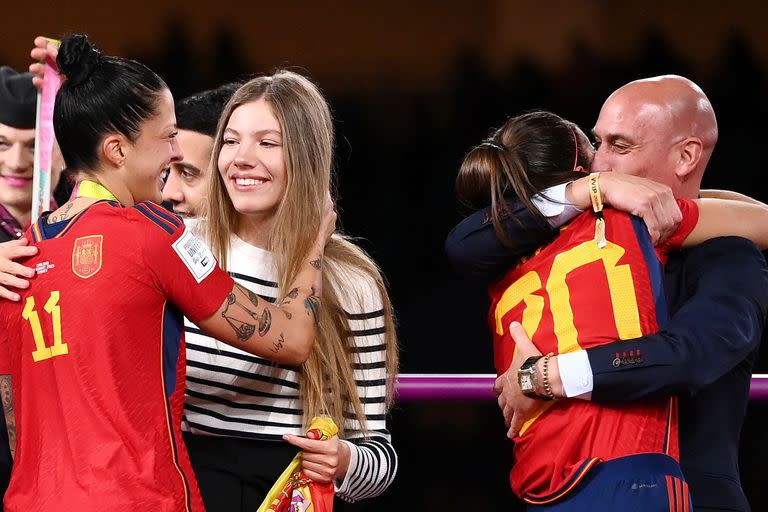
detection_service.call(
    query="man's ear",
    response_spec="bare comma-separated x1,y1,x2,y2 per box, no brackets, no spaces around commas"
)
102,135,127,168
676,137,702,180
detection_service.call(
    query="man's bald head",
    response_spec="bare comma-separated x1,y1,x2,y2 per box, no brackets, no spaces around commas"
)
618,75,718,149
592,75,717,198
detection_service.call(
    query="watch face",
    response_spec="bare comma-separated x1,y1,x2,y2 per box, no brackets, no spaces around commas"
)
520,374,534,391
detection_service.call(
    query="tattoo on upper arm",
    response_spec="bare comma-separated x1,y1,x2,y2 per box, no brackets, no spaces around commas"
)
1,375,16,458
310,258,322,270
304,286,321,325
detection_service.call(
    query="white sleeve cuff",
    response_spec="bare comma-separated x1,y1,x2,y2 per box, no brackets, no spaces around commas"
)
531,182,582,227
333,439,359,494
558,350,593,399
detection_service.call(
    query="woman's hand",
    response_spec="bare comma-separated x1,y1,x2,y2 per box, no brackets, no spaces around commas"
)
29,36,60,89
0,239,37,301
283,432,351,484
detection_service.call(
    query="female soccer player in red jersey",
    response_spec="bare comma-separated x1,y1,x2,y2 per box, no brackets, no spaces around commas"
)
456,110,768,511
0,34,335,512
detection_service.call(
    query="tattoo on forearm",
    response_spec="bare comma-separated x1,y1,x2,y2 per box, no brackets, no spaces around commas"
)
304,286,321,325
279,288,299,319
270,333,285,354
232,284,262,314
1,375,16,459
246,288,260,307
280,288,298,305
310,257,322,270
221,285,260,340
258,308,272,336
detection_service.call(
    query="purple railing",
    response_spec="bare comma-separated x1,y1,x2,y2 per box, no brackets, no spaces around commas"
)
395,374,768,402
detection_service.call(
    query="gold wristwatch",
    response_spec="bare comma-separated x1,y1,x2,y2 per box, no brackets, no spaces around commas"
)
517,355,553,401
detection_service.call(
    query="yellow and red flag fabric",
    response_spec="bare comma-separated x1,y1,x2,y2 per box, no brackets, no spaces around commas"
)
257,417,339,512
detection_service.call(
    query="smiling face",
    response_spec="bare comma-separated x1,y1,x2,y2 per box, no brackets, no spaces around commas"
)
122,89,183,204
0,123,35,214
217,98,287,219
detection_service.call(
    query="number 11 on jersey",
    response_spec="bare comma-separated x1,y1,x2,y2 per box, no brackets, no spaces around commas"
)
22,291,69,362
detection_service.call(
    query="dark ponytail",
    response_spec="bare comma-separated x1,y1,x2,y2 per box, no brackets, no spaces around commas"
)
455,143,501,210
53,33,168,171
456,110,591,245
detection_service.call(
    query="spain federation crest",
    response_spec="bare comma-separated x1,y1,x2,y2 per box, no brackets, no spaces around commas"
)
72,235,103,279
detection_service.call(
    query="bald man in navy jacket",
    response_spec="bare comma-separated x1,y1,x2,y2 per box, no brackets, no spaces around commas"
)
446,76,768,512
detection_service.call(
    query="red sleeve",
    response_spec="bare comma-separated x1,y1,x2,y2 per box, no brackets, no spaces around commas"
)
0,310,10,374
135,203,233,323
659,198,699,252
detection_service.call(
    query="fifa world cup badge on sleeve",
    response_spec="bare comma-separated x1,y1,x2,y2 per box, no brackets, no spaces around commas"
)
72,235,103,279
172,228,216,283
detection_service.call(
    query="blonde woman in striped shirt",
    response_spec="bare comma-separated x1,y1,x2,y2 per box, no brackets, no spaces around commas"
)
182,70,399,511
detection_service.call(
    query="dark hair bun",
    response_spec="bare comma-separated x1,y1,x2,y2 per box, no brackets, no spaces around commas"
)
57,34,103,87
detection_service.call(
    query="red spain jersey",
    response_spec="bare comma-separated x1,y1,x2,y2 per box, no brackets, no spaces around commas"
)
488,199,698,504
0,201,233,512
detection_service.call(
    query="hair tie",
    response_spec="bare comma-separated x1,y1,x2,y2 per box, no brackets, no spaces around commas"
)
479,140,506,152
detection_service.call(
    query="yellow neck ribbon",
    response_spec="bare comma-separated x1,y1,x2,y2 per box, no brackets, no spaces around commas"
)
74,180,120,203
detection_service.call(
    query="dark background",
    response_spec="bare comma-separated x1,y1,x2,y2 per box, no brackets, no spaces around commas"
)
3,1,768,509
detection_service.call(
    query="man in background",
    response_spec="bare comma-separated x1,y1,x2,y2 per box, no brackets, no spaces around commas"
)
162,82,240,218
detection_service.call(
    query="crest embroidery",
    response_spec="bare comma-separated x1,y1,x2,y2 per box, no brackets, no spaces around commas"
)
72,235,103,279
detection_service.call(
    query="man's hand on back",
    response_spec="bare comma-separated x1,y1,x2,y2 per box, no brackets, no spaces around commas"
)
494,322,544,439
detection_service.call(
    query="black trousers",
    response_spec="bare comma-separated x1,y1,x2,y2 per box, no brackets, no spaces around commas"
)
183,432,299,512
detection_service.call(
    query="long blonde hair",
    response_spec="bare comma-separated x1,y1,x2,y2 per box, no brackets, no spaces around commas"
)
203,70,398,435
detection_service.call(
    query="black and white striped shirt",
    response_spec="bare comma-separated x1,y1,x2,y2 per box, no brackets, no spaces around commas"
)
182,234,397,502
